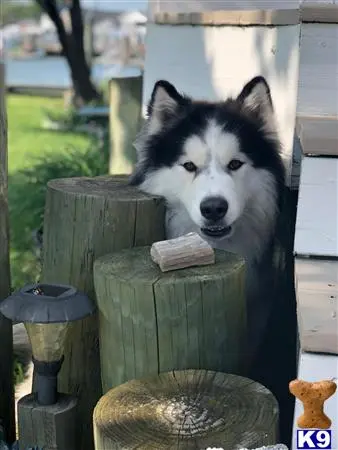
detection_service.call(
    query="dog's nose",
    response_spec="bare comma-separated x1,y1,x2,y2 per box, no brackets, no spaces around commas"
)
200,197,228,221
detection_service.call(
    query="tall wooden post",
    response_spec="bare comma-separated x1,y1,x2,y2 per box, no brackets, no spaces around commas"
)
41,176,165,450
0,61,15,444
109,70,143,175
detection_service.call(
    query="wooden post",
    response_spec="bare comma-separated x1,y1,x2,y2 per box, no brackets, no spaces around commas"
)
109,70,143,175
94,246,246,392
0,61,15,445
40,175,165,450
18,394,77,450
93,369,279,449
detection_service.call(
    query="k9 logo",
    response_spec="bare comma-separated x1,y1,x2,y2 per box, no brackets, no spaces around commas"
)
297,430,332,449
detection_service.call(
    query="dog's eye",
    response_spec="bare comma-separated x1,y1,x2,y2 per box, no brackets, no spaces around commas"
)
228,159,244,171
182,161,197,172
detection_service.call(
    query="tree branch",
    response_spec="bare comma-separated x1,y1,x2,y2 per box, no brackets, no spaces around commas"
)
35,0,71,60
69,0,85,55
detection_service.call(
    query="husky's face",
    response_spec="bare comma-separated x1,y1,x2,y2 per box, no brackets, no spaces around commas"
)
131,77,285,245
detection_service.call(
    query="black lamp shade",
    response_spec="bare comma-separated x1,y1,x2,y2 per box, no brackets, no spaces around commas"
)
0,283,96,324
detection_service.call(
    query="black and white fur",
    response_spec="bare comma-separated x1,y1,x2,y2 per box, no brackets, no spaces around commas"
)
130,76,286,364
131,76,284,265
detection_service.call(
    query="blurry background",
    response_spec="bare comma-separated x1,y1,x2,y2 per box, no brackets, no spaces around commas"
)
1,3,148,385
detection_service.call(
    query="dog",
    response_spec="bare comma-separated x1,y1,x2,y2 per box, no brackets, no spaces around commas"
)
130,75,286,368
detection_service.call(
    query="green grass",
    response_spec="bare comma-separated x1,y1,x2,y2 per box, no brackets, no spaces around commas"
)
7,94,96,290
7,94,109,384
8,95,91,174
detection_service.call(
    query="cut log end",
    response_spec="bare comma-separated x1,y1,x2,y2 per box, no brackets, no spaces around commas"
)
150,232,215,272
93,369,279,450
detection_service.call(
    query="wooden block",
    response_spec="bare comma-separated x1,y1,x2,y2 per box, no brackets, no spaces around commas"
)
18,393,77,450
296,115,338,156
94,247,246,392
295,258,338,355
294,157,338,257
150,232,215,272
93,369,279,449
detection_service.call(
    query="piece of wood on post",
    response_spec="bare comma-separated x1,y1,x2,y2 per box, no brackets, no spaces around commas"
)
144,2,300,187
93,369,279,450
150,232,215,272
18,393,77,450
94,246,246,393
41,175,166,450
109,68,143,175
0,61,15,444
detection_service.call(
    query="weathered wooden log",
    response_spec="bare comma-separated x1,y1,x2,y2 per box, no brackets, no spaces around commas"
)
0,61,15,444
150,232,215,271
18,393,77,450
93,369,279,449
94,246,246,392
41,175,165,450
109,70,143,175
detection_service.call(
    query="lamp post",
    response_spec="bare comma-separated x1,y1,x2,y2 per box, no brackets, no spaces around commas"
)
0,282,96,450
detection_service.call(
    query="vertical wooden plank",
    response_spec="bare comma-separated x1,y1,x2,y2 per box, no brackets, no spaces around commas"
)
109,71,143,175
0,61,15,444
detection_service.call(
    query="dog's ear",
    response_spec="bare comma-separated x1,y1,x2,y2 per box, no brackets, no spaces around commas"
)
133,80,188,155
147,80,186,133
237,76,277,135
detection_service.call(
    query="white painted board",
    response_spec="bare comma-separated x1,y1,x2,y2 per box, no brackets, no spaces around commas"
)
143,23,301,187
148,0,301,17
294,157,338,257
297,23,338,117
295,258,338,354
292,352,338,450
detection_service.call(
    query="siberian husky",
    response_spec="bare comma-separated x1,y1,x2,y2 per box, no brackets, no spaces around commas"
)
130,75,286,365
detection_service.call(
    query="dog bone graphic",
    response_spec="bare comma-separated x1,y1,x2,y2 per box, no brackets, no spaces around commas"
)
289,379,337,429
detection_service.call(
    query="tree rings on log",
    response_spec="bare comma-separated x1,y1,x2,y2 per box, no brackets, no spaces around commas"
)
93,369,279,449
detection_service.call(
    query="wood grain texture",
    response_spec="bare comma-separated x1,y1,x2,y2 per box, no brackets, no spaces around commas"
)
153,9,300,25
296,115,338,156
150,232,215,271
94,246,246,393
41,175,166,450
0,61,15,444
109,75,143,175
294,157,338,257
93,369,279,449
18,393,77,450
295,258,338,354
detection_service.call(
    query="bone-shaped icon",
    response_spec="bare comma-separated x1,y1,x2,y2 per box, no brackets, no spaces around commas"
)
289,379,337,429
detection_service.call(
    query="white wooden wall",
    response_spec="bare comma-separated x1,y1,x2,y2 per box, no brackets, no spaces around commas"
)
142,20,300,186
